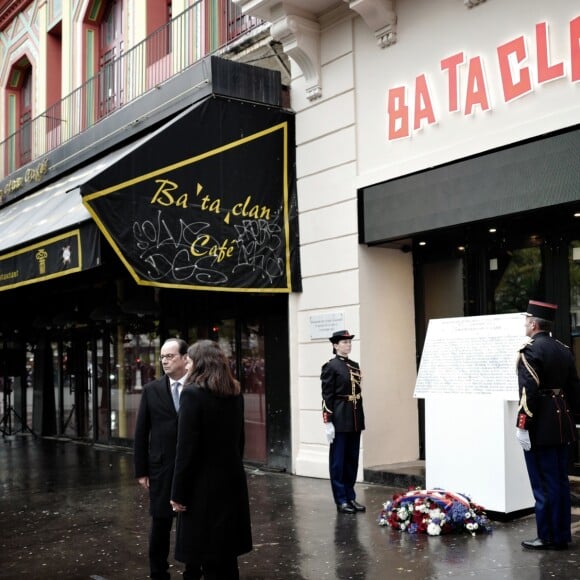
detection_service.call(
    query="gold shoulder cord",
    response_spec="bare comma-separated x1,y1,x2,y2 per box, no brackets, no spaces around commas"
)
520,353,539,386
347,363,362,406
518,352,538,418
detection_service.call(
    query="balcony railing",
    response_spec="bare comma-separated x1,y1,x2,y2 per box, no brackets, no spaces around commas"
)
0,0,263,181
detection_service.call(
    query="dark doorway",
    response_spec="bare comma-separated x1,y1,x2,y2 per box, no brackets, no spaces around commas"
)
414,209,580,473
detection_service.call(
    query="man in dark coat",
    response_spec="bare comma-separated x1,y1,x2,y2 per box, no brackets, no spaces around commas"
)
134,338,189,579
321,330,366,514
516,300,580,551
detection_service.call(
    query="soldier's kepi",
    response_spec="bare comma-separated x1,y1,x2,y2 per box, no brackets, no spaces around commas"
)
320,330,366,515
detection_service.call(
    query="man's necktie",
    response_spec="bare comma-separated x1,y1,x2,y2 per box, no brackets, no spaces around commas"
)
171,382,180,411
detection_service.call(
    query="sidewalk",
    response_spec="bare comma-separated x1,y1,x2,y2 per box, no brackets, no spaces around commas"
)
1,436,579,580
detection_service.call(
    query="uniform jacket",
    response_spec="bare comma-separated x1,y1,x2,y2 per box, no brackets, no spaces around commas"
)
516,331,580,446
171,385,252,562
321,355,365,432
133,376,178,518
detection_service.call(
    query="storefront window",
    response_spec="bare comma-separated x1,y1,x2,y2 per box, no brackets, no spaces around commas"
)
60,339,92,438
241,320,266,462
111,331,160,441
185,318,267,462
493,247,542,314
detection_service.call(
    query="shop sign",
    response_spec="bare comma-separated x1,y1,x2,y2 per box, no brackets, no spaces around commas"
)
81,98,301,293
387,16,579,140
1,158,49,200
0,225,100,291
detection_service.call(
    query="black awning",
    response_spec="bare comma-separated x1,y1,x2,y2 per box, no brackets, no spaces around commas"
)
360,127,580,244
0,135,157,292
80,96,301,292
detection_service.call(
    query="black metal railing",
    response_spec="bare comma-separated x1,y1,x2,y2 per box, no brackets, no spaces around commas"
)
0,0,263,180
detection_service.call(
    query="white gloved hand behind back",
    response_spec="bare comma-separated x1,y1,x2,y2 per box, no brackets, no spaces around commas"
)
516,428,531,451
325,422,335,444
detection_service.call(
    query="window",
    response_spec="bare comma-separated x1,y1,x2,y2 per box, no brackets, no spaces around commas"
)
4,56,33,171
99,0,124,116
18,66,32,165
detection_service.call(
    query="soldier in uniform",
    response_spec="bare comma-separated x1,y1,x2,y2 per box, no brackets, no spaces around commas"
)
516,300,580,551
321,330,366,514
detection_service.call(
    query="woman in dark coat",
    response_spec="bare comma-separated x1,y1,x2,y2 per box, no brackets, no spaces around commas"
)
170,340,252,580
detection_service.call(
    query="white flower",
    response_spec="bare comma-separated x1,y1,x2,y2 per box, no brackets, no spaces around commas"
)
427,522,441,535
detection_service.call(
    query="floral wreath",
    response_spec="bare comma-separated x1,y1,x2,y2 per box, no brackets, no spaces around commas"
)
378,488,493,536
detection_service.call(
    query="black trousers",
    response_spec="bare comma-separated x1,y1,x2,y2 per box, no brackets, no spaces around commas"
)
523,445,572,545
329,431,361,505
182,556,239,580
149,516,174,579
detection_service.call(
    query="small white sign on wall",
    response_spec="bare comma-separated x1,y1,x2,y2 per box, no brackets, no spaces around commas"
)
310,312,344,340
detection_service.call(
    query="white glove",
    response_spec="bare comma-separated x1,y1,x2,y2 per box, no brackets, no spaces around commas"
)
516,428,531,451
325,422,335,444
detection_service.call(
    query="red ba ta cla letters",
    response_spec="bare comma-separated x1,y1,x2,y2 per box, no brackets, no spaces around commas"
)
387,17,580,140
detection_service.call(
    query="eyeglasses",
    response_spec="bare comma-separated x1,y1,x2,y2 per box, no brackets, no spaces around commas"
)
160,353,179,361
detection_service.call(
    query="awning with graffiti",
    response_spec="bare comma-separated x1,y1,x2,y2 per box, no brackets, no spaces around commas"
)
79,96,301,293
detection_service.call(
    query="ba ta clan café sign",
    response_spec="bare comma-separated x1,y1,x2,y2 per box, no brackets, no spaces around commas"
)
81,99,300,293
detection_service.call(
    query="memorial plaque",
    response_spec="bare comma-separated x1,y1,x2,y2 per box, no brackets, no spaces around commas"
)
309,312,345,340
414,313,526,400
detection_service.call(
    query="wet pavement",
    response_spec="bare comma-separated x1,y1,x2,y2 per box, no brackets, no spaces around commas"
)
1,436,580,580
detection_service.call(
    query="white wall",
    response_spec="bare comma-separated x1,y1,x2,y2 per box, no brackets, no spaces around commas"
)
291,16,361,477
359,245,418,467
287,0,579,479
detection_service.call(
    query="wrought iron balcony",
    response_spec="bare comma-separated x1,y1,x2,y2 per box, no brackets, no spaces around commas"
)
0,0,264,183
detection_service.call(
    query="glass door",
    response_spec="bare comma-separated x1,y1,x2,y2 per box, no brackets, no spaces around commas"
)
569,241,580,471
60,335,93,439
240,320,266,463
186,318,268,463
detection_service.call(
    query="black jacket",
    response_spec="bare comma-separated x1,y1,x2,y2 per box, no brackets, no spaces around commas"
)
133,376,178,518
321,355,365,432
516,332,580,446
171,386,252,562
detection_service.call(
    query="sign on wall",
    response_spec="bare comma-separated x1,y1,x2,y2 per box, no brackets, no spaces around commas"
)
309,312,345,340
0,223,100,291
81,97,301,292
387,15,579,140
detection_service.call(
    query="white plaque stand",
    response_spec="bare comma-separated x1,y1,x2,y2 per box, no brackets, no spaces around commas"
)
415,314,534,516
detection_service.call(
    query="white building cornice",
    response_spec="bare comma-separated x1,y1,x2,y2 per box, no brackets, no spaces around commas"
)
344,0,397,48
271,15,322,101
232,0,398,99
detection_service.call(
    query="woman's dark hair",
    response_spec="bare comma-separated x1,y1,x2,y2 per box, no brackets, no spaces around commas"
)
186,340,241,396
